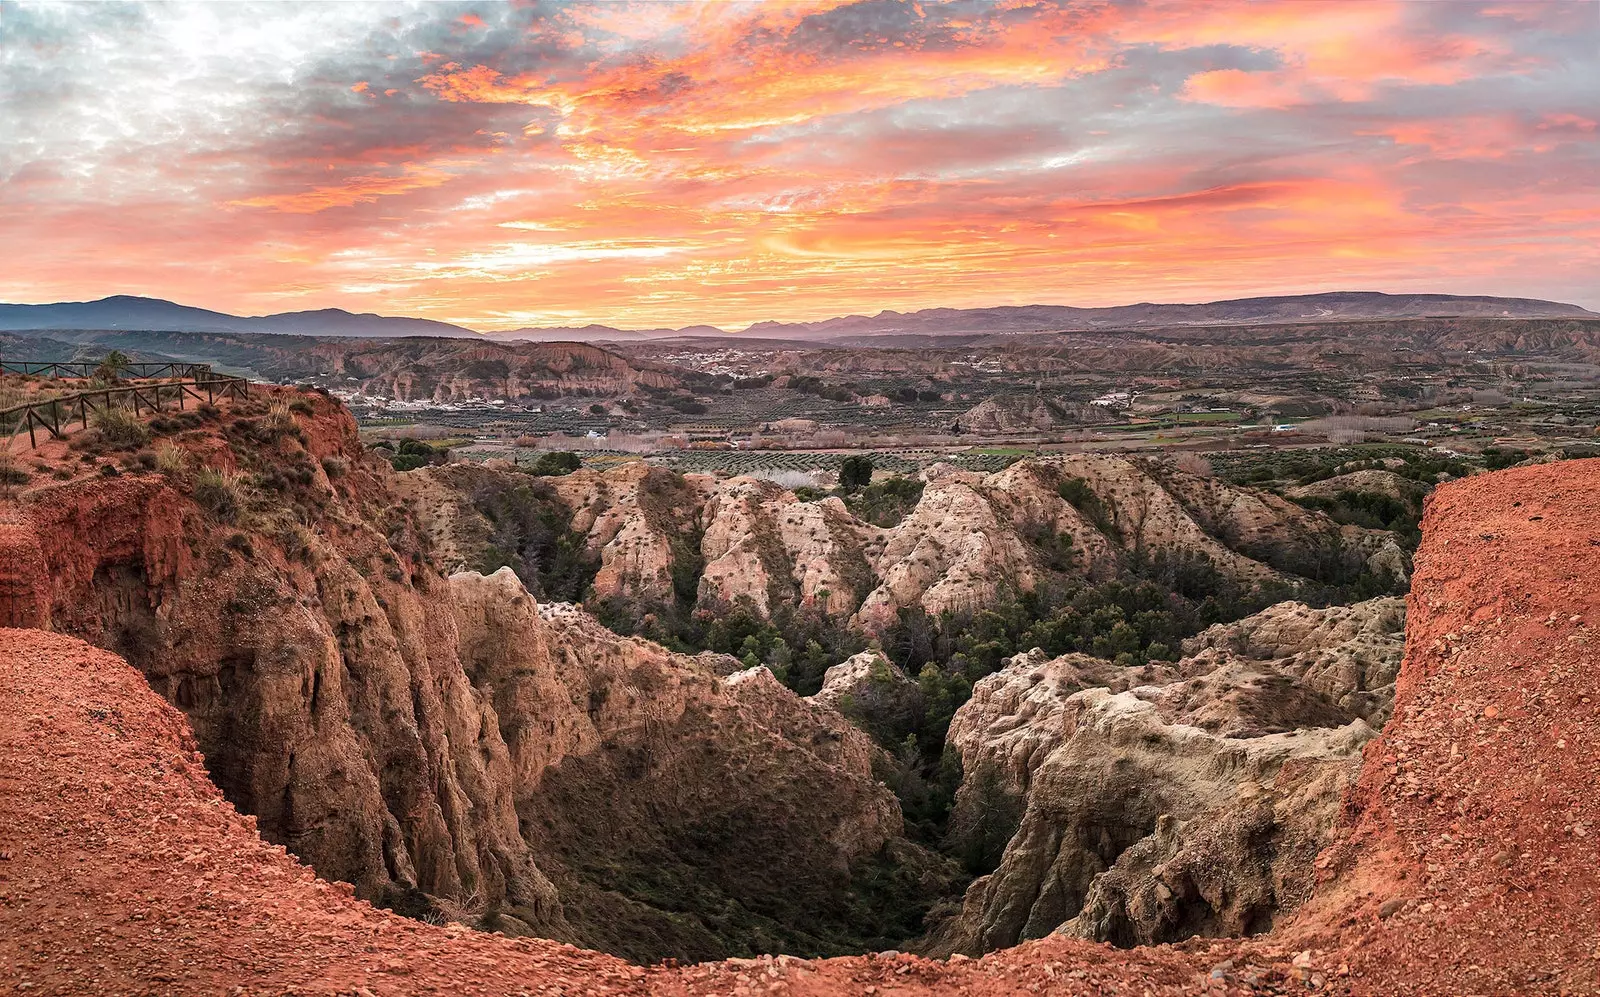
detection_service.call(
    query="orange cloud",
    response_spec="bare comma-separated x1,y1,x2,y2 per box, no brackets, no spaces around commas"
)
4,0,1595,327
229,165,457,214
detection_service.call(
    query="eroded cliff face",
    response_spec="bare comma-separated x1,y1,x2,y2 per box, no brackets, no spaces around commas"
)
541,463,881,618
550,462,710,607
6,458,1598,996
448,569,948,960
930,597,1406,955
13,388,949,961
475,453,1402,634
21,405,554,927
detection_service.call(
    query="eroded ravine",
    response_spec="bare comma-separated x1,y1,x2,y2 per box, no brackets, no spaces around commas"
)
3,458,1598,993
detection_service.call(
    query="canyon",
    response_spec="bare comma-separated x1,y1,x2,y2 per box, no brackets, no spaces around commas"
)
1,385,1594,995
407,452,1406,638
0,390,950,961
2,452,1596,994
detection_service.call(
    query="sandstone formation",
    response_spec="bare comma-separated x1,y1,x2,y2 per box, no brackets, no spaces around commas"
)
551,461,710,607
542,463,881,617
0,504,49,629
3,455,1598,996
451,569,934,960
809,650,913,713
1180,597,1406,726
931,596,1406,955
1285,469,1421,502
6,387,947,961
959,393,1118,433
853,466,1042,629
490,452,1400,638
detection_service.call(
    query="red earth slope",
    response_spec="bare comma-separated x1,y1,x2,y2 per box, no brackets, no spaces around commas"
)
2,458,1599,995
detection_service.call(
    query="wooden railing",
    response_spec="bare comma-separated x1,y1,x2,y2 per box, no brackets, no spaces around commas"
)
1,376,249,450
0,359,214,380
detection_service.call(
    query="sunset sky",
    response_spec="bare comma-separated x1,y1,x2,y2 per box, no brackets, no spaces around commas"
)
2,0,1597,330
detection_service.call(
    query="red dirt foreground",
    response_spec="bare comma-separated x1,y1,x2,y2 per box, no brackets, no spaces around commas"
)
3,459,1599,996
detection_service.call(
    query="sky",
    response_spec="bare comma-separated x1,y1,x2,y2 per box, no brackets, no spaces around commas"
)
1,0,1597,331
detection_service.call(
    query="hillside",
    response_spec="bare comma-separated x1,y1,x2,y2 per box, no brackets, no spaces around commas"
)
0,388,947,961
448,454,1407,639
958,394,1120,433
3,458,1597,993
1,328,684,398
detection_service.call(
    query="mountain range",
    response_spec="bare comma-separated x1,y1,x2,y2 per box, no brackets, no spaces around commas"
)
1,291,1593,344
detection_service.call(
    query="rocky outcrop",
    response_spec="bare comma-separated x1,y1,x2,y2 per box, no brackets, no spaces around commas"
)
449,568,935,959
936,686,1372,955
855,454,1397,631
551,462,710,607
769,493,879,616
547,462,880,616
11,387,951,962
698,478,797,615
1285,469,1421,501
24,400,567,935
854,467,1041,629
930,596,1406,956
1180,597,1406,725
810,650,913,712
431,454,1404,634
960,394,1118,433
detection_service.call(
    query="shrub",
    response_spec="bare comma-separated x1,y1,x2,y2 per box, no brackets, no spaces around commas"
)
154,444,191,477
193,467,242,522
264,400,298,437
320,455,348,479
529,451,582,476
843,475,924,527
91,406,150,448
1058,477,1116,537
390,439,447,472
92,350,130,384
0,455,29,491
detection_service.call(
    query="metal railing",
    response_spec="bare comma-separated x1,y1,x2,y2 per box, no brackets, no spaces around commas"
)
1,375,249,450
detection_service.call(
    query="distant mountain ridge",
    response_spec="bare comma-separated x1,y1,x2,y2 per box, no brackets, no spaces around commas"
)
736,292,1599,342
0,295,478,339
1,291,1592,343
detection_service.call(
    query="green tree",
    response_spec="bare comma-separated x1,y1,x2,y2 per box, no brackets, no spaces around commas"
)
94,350,131,383
838,455,874,492
529,451,582,476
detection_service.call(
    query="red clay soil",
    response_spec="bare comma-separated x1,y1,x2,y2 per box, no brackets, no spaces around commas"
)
2,458,1599,996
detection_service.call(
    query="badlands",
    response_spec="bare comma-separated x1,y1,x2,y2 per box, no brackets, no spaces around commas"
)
0,390,1596,994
